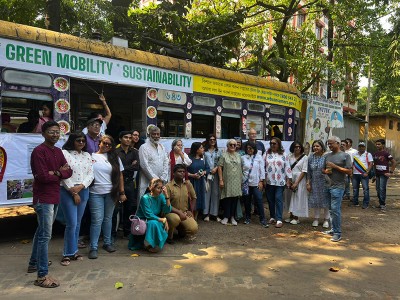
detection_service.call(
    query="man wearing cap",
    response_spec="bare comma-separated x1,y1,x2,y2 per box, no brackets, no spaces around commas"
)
82,94,112,136
85,118,103,155
351,142,373,209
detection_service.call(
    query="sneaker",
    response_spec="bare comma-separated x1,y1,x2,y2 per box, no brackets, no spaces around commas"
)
330,234,342,242
243,219,250,225
216,217,222,222
102,244,116,253
231,217,238,226
322,229,334,236
380,205,386,211
362,205,368,209
203,216,210,222
284,218,292,223
348,202,360,207
88,250,98,259
220,218,228,225
261,221,269,228
322,220,329,228
275,221,283,228
290,219,299,225
312,220,319,227
268,218,276,224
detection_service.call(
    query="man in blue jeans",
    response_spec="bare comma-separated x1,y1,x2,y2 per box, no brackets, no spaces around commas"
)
351,142,373,209
323,136,352,242
373,139,396,211
28,121,72,288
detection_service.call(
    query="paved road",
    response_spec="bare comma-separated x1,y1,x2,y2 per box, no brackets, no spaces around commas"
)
1,180,399,299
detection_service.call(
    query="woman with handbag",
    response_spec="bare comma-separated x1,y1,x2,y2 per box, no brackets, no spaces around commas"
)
203,134,222,222
265,137,292,228
88,135,127,259
188,142,209,221
134,178,172,252
218,139,243,226
60,133,94,266
285,141,308,225
241,142,267,227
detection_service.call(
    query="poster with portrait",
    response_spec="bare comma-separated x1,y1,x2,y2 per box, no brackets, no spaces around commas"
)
304,95,343,147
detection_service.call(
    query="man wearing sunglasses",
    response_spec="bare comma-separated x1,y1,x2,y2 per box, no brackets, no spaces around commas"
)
85,118,103,154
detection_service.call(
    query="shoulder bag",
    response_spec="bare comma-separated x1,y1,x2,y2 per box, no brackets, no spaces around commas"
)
129,196,147,235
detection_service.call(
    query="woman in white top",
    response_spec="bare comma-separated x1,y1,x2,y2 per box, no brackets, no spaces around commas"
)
60,133,94,266
88,135,127,259
169,139,192,181
241,141,267,227
285,141,308,225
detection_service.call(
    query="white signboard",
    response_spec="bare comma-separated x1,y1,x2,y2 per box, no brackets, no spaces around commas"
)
0,38,193,93
304,96,343,146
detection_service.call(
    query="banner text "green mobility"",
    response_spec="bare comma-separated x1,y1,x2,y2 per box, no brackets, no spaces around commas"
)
5,44,113,75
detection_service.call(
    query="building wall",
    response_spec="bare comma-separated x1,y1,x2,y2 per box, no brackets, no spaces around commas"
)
331,116,361,144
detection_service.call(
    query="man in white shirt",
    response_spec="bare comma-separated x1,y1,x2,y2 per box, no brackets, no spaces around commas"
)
344,138,358,200
138,125,169,198
351,142,373,209
82,94,112,136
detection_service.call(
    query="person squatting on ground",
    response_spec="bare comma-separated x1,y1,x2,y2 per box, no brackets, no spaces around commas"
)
88,135,127,259
307,140,330,228
218,139,243,226
28,121,73,288
264,137,292,228
241,141,267,227
323,136,352,242
373,139,396,211
165,164,198,244
129,178,172,252
60,133,94,266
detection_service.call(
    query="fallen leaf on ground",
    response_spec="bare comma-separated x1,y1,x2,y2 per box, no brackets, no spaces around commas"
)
130,253,140,257
329,267,340,272
174,265,183,269
115,282,124,289
20,240,30,244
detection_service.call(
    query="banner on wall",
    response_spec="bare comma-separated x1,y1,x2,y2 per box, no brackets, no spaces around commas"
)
304,95,344,147
0,134,293,207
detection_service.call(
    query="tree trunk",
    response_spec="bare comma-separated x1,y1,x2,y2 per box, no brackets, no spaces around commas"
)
46,0,61,32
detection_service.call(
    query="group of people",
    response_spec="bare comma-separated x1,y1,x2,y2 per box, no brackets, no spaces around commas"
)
27,111,396,288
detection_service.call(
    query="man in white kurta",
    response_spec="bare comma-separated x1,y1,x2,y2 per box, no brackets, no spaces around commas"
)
138,126,169,198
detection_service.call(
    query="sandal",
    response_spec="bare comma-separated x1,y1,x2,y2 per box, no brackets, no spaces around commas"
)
27,260,52,273
60,257,71,266
34,275,60,288
70,254,83,261
78,241,87,249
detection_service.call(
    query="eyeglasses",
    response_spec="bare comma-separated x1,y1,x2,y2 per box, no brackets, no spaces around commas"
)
102,142,112,147
270,142,277,145
75,139,86,143
294,146,301,149
46,130,60,135
229,144,236,147
89,123,101,128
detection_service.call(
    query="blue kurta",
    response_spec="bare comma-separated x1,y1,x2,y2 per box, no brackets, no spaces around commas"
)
129,193,171,250
188,157,210,211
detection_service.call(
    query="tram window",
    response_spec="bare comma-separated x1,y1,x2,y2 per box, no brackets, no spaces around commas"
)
221,113,240,139
222,99,241,110
248,103,264,113
157,109,184,137
192,111,214,138
246,115,263,139
270,105,285,115
269,118,284,140
3,69,52,88
193,96,216,107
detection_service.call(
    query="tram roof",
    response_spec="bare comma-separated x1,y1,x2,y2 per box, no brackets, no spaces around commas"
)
0,20,300,98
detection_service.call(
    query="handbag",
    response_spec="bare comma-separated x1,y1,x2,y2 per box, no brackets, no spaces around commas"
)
129,196,146,235
129,215,146,235
242,156,255,196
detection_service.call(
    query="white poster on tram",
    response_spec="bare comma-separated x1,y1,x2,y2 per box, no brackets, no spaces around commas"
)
304,96,343,147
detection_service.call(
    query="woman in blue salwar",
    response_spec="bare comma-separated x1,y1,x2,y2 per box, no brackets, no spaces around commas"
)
128,178,171,252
